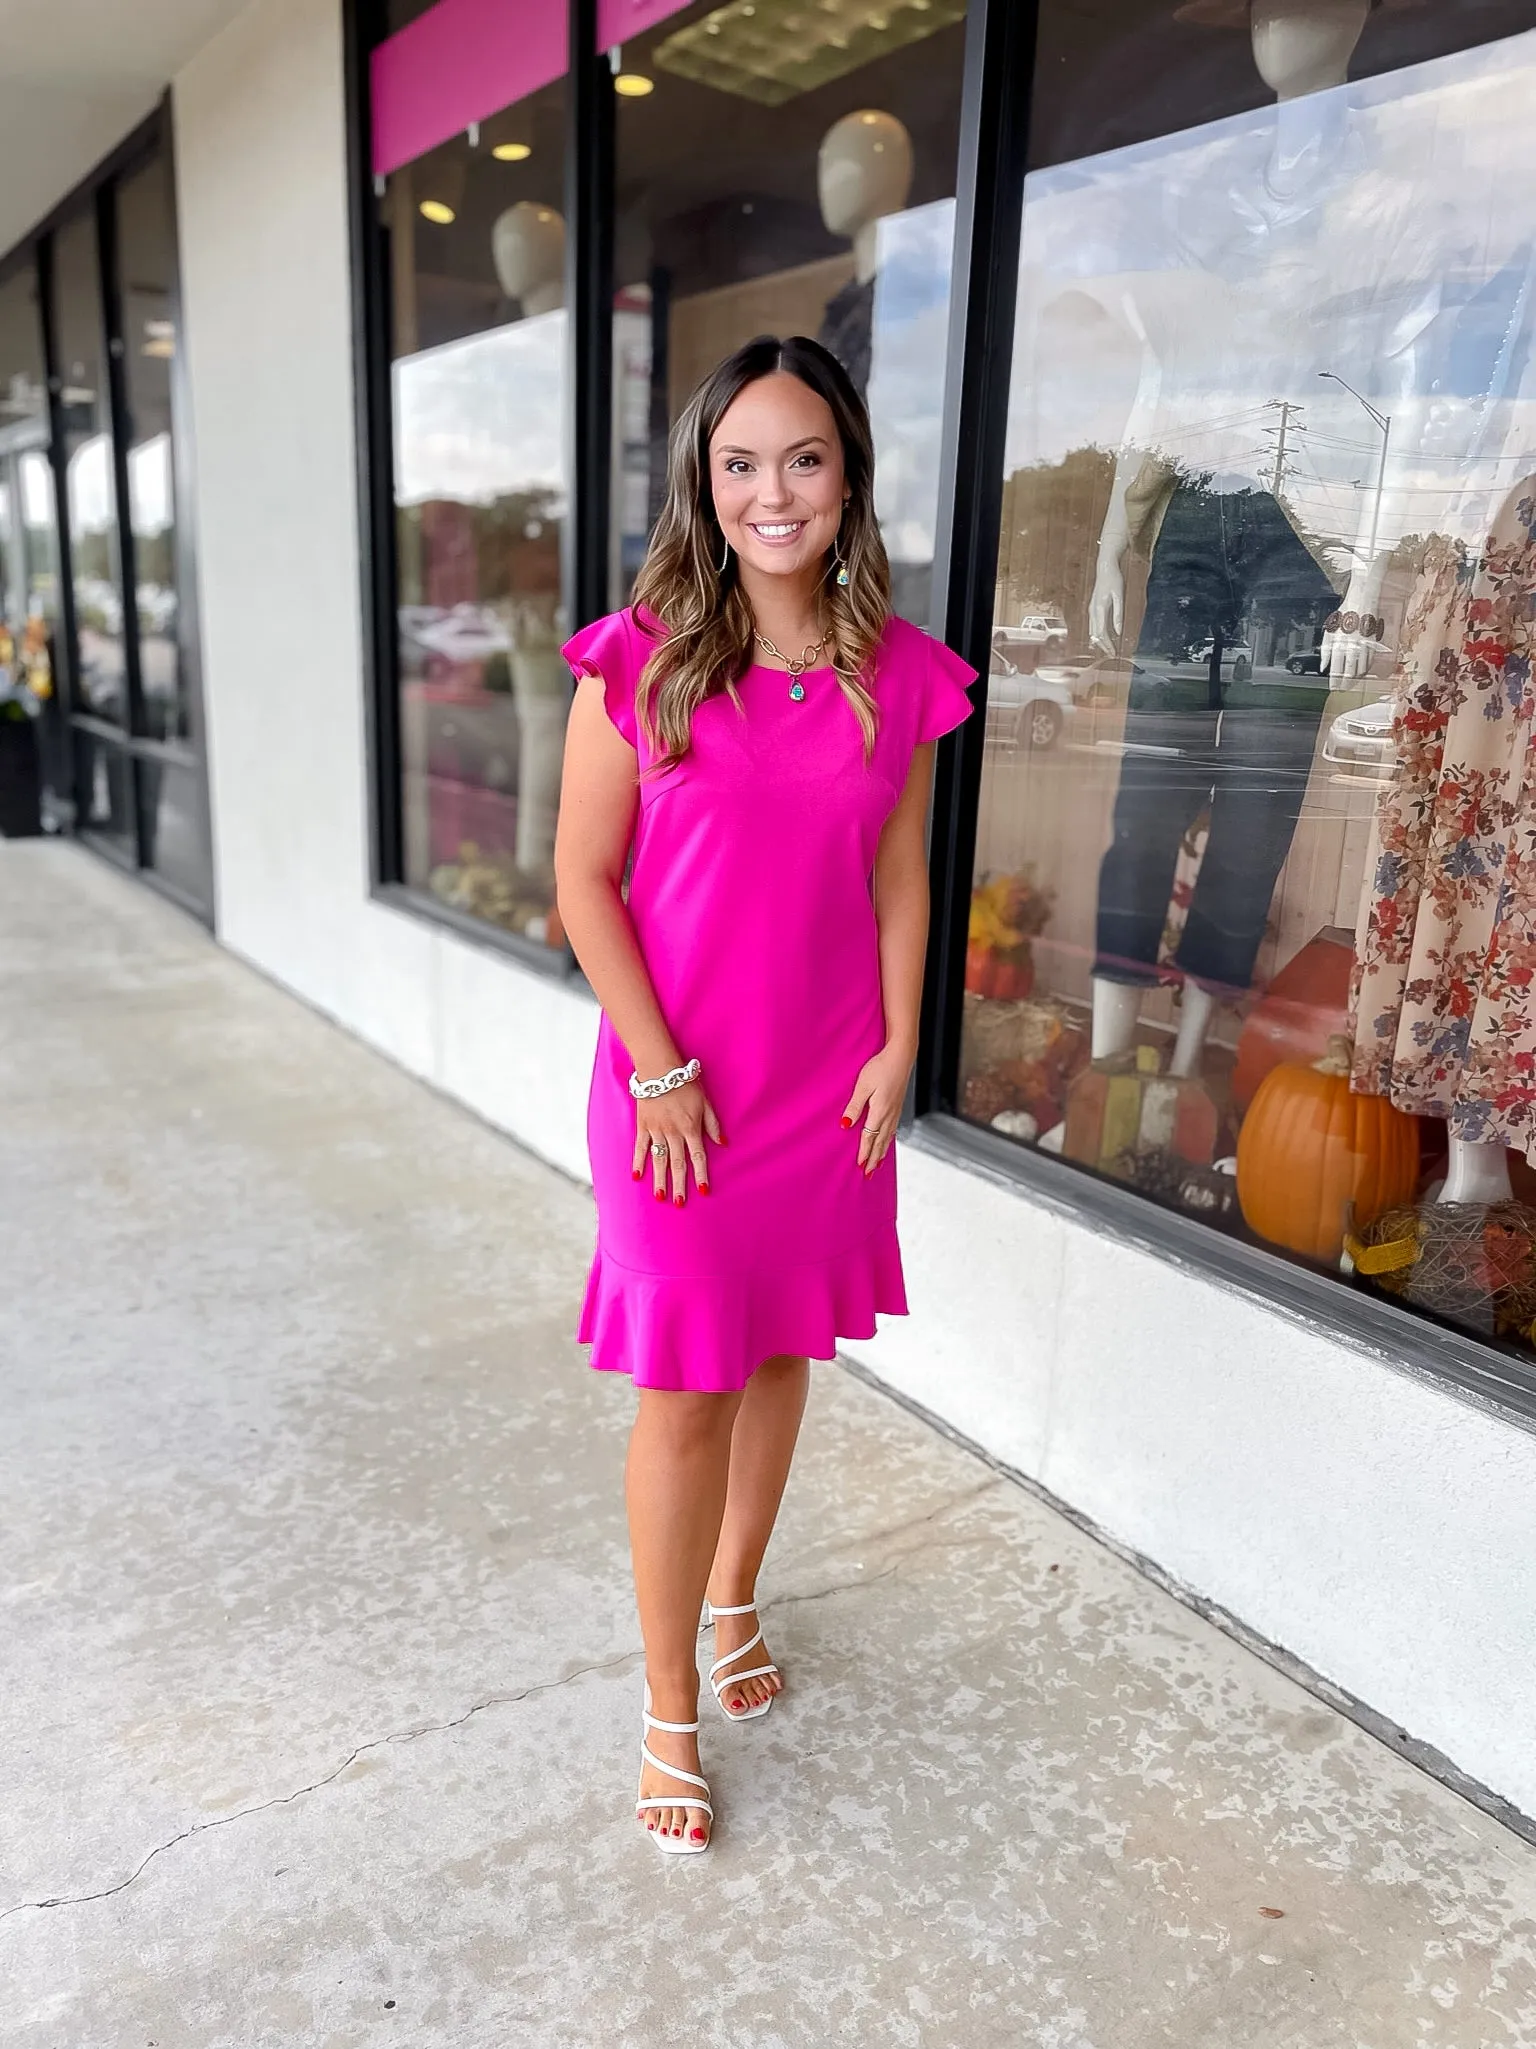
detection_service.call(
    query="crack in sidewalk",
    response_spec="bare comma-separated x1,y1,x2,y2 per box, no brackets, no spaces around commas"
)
2,1562,914,1924
0,1645,639,1925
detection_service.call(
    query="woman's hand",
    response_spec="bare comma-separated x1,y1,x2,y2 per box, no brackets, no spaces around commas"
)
632,1080,724,1206
841,1042,915,1177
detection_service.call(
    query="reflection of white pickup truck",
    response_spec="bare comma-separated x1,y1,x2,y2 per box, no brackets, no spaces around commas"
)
994,611,1068,656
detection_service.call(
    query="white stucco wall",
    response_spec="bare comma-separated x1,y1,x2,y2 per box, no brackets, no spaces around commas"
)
172,0,1536,1822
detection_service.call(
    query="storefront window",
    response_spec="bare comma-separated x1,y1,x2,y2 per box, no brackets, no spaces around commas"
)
962,3,1536,1368
383,69,570,946
0,262,68,826
116,149,186,747
53,207,126,731
606,0,965,621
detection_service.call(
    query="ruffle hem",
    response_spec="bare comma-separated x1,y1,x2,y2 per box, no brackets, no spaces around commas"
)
576,1225,909,1391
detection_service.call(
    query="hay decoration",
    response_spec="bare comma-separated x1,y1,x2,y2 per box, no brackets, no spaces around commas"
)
1345,1198,1536,1342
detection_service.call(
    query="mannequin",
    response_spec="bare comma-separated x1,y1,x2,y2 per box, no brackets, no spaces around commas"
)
1440,1141,1513,1206
492,203,566,315
815,109,914,396
1086,0,1403,1074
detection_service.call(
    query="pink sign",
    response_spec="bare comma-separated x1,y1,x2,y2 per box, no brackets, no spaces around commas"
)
372,0,695,178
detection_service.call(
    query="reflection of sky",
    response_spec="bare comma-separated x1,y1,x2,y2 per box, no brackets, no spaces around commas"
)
394,309,568,510
21,452,51,528
1012,29,1536,550
869,198,955,565
67,433,114,533
128,433,172,535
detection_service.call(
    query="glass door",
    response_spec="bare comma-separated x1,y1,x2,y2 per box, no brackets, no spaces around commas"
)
41,120,210,914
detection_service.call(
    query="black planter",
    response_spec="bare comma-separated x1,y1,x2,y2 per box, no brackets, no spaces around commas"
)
0,714,43,838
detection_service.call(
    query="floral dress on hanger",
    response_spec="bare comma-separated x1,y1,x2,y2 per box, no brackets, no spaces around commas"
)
1351,478,1536,1161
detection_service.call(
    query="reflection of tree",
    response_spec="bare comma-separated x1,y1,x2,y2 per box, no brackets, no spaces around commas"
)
134,527,173,587
72,528,114,584
397,489,563,610
995,448,1116,651
473,489,562,603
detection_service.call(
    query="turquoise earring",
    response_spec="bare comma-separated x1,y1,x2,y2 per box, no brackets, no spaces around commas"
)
836,558,850,588
834,502,851,586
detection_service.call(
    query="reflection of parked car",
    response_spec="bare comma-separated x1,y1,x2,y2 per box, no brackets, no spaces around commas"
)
1189,639,1253,681
1033,655,1103,701
1323,696,1394,777
400,603,512,663
1285,647,1324,675
985,655,1073,751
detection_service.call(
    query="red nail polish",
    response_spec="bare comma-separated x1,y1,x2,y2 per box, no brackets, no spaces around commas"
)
699,1182,711,1196
654,1188,665,1202
716,1133,727,1146
674,1194,684,1207
840,1115,853,1129
632,1168,642,1181
690,1827,706,1841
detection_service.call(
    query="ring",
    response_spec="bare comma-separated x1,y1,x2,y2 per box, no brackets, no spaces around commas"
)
650,1141,666,1157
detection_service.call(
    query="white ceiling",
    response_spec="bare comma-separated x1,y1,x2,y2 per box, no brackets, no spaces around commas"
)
0,0,253,256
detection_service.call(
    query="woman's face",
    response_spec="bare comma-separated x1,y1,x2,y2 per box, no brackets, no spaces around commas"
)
708,372,849,584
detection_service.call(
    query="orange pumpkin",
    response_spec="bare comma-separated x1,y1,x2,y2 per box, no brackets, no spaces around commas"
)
965,942,1035,1000
1236,1035,1420,1263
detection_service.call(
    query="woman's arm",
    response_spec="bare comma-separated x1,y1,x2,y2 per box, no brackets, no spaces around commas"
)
554,671,721,1201
841,740,936,1175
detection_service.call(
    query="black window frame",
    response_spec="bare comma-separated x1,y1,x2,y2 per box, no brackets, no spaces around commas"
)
0,96,213,925
344,0,1536,1436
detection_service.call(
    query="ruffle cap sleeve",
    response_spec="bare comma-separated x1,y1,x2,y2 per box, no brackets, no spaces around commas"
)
561,606,652,747
917,632,979,743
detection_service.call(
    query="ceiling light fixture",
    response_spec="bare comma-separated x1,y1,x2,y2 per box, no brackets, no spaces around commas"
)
614,72,655,95
419,199,456,224
492,140,532,160
654,0,964,106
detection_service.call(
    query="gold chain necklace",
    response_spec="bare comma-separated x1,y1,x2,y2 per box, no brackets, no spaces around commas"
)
753,630,825,702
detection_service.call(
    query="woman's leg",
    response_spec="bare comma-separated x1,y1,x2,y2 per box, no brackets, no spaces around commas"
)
707,1353,810,1714
627,1384,745,1843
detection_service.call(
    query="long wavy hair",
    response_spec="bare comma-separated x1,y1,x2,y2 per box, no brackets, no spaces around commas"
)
629,334,891,774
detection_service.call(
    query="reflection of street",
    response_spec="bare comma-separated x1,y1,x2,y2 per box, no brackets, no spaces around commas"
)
76,624,125,718
973,680,1375,1014
1127,657,1339,710
402,676,522,870
138,631,184,738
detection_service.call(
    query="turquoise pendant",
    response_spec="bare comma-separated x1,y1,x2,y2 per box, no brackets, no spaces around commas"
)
836,565,850,587
789,680,806,702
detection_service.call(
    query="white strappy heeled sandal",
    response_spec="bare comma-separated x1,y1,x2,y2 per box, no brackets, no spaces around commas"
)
636,1681,713,1854
705,1598,781,1722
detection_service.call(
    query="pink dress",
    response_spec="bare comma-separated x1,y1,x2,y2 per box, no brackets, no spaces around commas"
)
562,604,977,1392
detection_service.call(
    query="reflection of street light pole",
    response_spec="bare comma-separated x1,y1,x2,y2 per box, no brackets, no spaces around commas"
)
1318,370,1391,565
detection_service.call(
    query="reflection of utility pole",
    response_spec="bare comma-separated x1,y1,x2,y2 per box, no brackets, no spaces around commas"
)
1263,398,1302,501
1318,370,1391,565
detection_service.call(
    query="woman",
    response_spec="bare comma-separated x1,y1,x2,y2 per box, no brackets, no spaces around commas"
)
554,334,975,1854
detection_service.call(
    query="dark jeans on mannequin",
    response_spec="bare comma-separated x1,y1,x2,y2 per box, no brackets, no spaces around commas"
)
1094,701,1326,993
1094,478,1338,996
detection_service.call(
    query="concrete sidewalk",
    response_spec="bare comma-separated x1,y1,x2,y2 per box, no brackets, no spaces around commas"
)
3,841,1534,2049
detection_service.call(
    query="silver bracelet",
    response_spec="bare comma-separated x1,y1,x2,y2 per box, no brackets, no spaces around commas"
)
628,1057,701,1100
